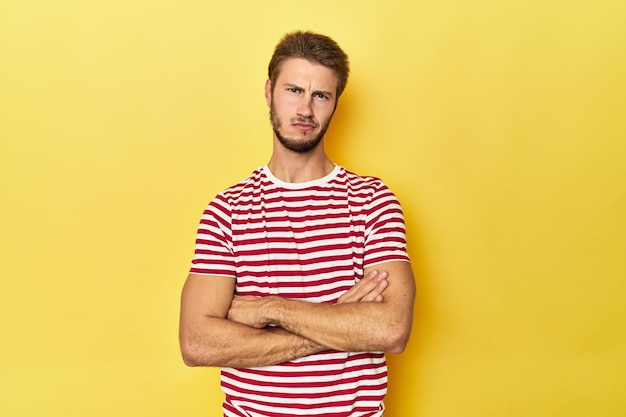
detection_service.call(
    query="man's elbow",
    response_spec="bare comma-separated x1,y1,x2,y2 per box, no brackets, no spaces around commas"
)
180,337,217,367
386,334,409,354
383,323,412,354
182,355,200,367
180,340,202,367
387,342,408,354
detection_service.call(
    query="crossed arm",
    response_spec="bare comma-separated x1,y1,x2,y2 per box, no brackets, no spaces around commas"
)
179,261,415,368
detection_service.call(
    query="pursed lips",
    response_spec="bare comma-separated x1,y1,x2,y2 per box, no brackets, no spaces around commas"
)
291,117,317,131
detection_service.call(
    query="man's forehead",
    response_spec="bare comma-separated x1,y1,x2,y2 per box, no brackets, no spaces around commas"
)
277,58,338,88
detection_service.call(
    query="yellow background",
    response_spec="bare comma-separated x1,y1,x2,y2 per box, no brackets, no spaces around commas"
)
1,0,625,416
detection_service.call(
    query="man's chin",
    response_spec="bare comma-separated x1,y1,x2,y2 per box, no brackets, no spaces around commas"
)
276,133,323,154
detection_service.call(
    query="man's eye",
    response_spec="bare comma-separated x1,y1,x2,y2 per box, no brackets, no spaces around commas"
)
289,88,300,93
315,93,328,100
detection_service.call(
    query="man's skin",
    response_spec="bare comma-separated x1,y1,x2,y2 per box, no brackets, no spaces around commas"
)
227,262,414,353
179,57,416,369
180,269,398,368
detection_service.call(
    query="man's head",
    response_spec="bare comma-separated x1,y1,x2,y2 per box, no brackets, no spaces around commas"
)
266,31,350,154
268,31,350,99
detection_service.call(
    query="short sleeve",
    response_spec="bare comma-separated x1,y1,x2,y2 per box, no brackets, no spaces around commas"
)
189,194,236,277
363,183,410,267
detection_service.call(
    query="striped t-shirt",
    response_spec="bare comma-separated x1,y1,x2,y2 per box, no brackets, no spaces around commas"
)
190,164,410,417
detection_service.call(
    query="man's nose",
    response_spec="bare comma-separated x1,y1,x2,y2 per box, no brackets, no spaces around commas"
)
297,97,313,117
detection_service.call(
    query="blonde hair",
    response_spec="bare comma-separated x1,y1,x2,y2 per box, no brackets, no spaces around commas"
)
268,31,350,98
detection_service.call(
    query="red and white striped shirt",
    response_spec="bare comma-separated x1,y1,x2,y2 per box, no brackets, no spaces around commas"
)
190,165,410,417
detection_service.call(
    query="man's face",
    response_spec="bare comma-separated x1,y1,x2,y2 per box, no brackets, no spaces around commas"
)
266,58,339,154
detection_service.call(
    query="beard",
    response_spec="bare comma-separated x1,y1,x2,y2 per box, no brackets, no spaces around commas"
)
270,103,332,154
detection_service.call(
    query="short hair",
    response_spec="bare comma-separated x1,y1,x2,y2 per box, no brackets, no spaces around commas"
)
268,31,350,98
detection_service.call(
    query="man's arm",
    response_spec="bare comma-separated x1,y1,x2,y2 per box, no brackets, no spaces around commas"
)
228,261,415,354
179,269,390,368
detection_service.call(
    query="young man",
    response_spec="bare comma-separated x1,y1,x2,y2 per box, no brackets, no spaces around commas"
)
179,30,415,416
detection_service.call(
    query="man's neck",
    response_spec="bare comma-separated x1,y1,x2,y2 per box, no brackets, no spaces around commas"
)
267,142,335,183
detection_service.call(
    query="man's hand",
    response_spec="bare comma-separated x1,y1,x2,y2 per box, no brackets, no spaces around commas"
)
227,270,389,328
337,269,388,304
227,296,274,328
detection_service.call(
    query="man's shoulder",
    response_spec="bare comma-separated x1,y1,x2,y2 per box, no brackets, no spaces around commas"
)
218,167,265,197
339,167,388,191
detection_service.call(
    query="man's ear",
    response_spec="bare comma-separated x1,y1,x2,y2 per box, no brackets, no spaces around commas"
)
264,79,272,106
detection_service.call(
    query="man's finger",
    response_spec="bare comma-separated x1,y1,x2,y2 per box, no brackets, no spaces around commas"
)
359,277,388,302
337,270,388,304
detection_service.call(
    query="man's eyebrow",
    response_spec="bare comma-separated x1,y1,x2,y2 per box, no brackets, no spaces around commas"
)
283,83,334,97
313,89,334,98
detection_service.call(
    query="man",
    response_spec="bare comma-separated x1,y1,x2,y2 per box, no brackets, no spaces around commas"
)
179,30,415,416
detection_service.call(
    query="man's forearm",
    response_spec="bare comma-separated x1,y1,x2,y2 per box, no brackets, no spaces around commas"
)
227,262,415,354
267,298,408,353
181,316,326,368
180,269,393,368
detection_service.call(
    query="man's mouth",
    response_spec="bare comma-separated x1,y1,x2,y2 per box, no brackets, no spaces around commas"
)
292,118,317,131
293,123,315,131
